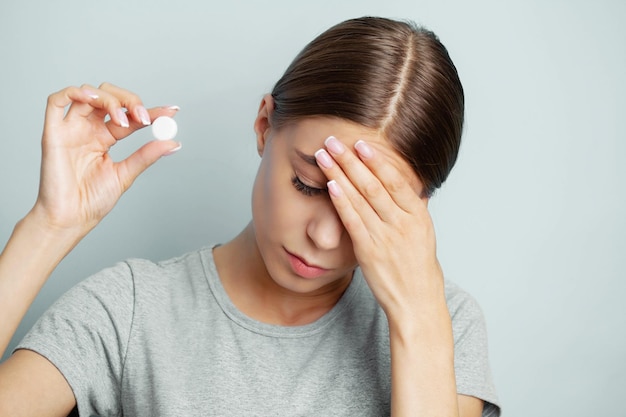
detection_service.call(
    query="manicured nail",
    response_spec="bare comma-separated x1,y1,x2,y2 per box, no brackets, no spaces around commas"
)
163,143,182,156
314,149,334,169
327,180,343,197
116,108,129,128
83,89,99,99
137,106,151,126
354,140,374,159
164,105,180,111
324,136,345,155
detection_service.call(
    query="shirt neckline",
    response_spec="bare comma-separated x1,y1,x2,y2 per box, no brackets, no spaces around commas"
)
199,245,362,338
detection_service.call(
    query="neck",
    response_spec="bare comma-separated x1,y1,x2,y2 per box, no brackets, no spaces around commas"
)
213,222,352,326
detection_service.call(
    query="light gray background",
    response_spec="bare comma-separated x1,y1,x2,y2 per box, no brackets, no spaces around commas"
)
1,1,624,415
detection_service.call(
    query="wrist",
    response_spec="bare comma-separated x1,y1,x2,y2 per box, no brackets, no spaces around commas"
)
383,271,449,335
16,208,88,260
387,296,457,417
386,294,453,349
24,203,92,244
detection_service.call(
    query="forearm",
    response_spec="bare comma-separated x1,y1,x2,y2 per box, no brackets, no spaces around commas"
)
388,298,458,417
0,208,85,356
0,84,179,358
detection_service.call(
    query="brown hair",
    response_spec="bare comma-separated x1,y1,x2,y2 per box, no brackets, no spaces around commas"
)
270,16,464,197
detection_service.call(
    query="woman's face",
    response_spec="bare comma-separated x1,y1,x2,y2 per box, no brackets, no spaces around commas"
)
251,100,422,295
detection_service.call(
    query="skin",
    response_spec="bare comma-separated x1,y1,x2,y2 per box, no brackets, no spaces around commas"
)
0,83,181,416
217,95,484,416
0,87,483,416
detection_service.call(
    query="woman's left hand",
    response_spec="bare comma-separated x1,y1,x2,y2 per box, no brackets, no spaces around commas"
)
315,135,464,417
314,135,445,322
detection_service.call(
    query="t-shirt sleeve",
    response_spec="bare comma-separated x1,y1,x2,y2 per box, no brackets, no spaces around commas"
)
446,281,501,417
15,261,135,417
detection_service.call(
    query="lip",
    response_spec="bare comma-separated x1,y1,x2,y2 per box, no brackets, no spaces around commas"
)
285,249,329,279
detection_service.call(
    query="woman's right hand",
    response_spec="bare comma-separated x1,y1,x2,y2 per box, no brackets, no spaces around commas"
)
31,82,181,236
0,83,181,356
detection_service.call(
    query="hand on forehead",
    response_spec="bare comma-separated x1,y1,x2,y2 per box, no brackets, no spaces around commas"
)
306,118,422,193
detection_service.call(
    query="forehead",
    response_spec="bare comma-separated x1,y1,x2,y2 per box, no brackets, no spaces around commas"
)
277,116,422,190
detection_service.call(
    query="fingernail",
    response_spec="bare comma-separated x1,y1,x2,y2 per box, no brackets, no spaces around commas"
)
163,105,180,111
83,89,99,99
327,180,343,197
163,143,182,156
324,136,345,155
137,106,151,126
116,109,130,128
314,149,334,169
354,140,374,159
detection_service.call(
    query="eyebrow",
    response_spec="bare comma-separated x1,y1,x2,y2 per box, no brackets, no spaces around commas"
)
295,149,318,167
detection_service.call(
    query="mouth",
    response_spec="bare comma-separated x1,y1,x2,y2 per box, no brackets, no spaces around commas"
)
285,249,329,279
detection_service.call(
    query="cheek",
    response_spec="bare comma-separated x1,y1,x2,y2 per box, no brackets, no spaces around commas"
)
251,158,301,234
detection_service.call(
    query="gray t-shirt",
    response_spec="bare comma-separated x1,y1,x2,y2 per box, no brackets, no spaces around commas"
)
17,246,501,416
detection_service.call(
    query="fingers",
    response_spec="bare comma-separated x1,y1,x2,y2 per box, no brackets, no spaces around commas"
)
65,82,144,127
323,178,371,246
45,86,99,125
315,136,421,223
351,139,426,211
116,139,182,192
98,82,150,127
46,83,181,145
63,83,129,128
104,104,180,141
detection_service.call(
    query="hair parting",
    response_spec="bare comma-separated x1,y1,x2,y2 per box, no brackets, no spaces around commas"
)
271,16,465,197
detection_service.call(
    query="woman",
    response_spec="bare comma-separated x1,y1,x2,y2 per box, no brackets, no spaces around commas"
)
0,17,500,416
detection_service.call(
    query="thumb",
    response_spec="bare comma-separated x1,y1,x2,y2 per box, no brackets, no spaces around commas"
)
116,140,182,191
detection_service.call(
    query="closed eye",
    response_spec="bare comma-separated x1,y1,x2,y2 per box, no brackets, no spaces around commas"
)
291,175,326,197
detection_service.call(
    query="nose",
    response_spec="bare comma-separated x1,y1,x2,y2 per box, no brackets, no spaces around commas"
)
306,201,345,250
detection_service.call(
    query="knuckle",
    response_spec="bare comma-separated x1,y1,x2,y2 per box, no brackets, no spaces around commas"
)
386,175,404,193
46,92,56,104
362,180,381,199
125,93,142,106
352,193,369,212
99,81,142,106
48,86,74,104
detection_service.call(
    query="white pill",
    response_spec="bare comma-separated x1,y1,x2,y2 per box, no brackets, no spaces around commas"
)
151,116,178,141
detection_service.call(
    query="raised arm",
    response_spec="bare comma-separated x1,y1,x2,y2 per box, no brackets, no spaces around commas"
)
0,83,181,416
315,135,484,417
0,83,180,355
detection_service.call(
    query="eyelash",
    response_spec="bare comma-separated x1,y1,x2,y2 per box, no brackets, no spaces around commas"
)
291,175,326,197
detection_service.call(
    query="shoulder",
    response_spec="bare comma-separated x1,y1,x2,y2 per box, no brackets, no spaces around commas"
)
20,245,216,344
13,246,218,416
122,246,214,302
444,279,501,414
444,279,487,328
443,279,490,352
56,246,212,301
